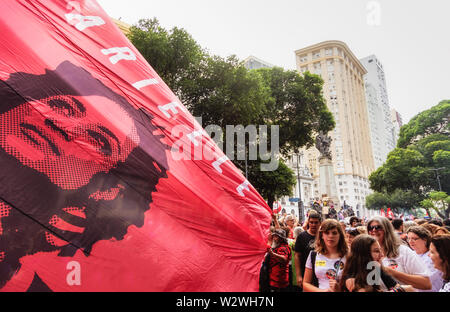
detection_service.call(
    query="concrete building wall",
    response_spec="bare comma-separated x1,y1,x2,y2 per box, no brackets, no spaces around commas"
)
295,41,375,218
360,55,396,168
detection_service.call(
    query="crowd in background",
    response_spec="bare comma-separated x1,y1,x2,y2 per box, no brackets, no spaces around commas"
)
260,209,450,292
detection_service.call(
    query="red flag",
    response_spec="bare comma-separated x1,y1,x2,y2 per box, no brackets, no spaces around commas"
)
273,202,282,214
0,1,271,291
380,208,386,217
387,208,395,219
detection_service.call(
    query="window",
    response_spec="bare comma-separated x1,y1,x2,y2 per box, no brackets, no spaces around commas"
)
299,55,308,63
313,50,321,59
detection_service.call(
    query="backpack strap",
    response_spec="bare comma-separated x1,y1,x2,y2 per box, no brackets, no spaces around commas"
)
310,251,319,287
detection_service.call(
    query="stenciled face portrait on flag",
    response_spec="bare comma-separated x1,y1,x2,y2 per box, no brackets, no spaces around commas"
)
0,61,169,290
0,0,272,292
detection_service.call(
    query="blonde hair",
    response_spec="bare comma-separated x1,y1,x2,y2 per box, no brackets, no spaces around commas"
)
356,226,367,235
367,216,402,258
422,223,440,235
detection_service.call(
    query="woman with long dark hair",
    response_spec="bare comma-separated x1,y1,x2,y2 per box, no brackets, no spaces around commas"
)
340,234,412,292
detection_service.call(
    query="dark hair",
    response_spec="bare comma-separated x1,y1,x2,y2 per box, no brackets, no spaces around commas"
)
407,226,432,248
349,216,359,225
391,218,404,230
346,228,360,237
340,234,381,292
428,218,443,227
0,61,168,289
443,219,450,227
431,235,450,281
308,210,322,222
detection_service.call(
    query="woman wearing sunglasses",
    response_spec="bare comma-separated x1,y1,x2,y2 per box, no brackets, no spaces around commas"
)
367,216,432,291
302,219,348,292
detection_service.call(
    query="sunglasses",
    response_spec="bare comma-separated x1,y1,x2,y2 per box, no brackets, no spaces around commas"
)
368,225,383,232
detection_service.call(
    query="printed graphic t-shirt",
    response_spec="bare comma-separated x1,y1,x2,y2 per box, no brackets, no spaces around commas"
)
305,252,346,290
381,244,431,290
269,242,292,288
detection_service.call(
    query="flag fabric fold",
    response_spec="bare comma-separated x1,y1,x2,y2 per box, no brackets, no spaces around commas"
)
0,0,271,291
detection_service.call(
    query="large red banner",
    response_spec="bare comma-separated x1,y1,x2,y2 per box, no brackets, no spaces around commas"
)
0,0,271,291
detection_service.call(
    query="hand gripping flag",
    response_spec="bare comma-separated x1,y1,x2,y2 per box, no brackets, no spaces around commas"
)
0,0,271,291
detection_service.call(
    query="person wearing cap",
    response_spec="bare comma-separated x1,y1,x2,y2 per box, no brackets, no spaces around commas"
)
268,229,292,292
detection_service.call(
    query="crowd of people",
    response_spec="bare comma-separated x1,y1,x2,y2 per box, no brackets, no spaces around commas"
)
260,209,450,292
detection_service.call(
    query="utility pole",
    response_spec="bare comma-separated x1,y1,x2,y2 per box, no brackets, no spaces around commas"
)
296,151,305,224
428,167,445,191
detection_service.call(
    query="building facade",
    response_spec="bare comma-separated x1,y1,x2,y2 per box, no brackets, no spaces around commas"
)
242,55,274,70
391,108,403,147
295,41,375,218
360,55,396,168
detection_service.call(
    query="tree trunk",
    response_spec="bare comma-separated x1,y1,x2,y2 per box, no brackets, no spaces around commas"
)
267,195,275,213
432,205,445,219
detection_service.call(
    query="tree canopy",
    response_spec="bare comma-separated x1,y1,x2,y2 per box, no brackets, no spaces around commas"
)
397,100,450,148
367,100,450,218
128,18,334,209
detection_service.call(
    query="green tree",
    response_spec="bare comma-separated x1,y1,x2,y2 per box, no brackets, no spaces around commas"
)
421,191,450,219
366,189,422,215
369,100,450,216
182,55,269,130
366,192,390,210
127,18,205,99
247,158,296,208
397,100,450,148
128,18,333,209
254,67,335,155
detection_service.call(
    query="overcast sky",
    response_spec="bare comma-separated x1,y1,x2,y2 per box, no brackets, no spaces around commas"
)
97,0,450,123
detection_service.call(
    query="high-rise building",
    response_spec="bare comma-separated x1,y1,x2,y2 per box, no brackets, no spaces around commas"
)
112,18,131,35
360,55,396,168
391,108,403,147
242,56,274,70
295,41,375,218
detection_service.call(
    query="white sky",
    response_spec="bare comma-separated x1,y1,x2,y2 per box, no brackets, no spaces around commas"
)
97,0,450,123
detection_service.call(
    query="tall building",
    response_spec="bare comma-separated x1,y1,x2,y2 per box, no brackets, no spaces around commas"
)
391,108,403,147
112,18,131,35
295,41,375,218
360,55,396,168
242,56,274,70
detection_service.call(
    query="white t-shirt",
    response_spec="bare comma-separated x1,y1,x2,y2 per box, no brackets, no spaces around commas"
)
305,252,346,290
381,244,431,290
417,251,444,292
439,281,450,292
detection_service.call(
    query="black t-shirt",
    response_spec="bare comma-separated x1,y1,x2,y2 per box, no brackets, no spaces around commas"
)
294,231,316,278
